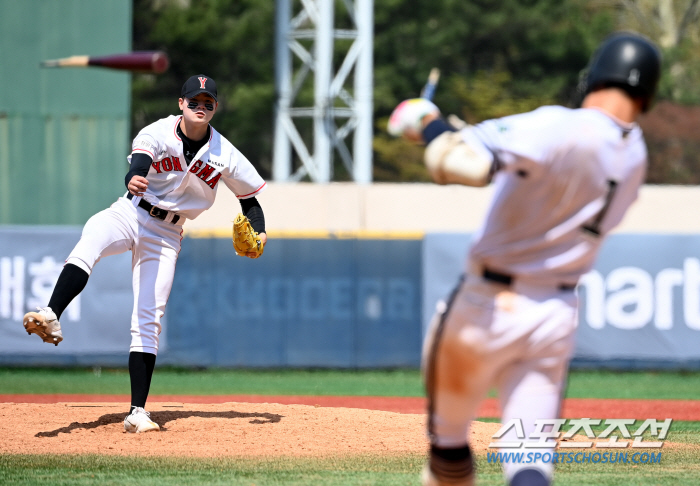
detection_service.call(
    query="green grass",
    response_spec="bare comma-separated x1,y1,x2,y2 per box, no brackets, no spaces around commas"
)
1,368,700,400
1,448,698,486
0,453,425,486
0,368,424,397
563,370,700,400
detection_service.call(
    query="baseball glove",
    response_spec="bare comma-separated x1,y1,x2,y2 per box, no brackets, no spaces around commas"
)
232,213,264,258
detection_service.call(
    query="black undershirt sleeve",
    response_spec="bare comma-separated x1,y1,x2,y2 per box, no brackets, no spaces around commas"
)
422,118,457,145
125,153,153,189
240,197,266,234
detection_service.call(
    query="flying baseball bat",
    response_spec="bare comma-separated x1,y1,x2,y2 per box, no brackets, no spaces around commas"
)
40,51,169,74
420,67,441,101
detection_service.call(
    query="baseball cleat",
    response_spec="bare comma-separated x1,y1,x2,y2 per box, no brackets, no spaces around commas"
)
23,307,63,346
124,407,160,433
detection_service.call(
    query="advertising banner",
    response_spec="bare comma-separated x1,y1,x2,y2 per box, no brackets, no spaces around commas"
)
422,233,700,366
165,237,423,367
0,226,135,364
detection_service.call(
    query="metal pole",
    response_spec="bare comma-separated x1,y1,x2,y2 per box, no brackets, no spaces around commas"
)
353,0,373,184
272,0,292,181
314,0,333,183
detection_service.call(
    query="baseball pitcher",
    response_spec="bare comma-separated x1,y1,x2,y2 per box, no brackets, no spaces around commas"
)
22,74,267,433
388,32,661,486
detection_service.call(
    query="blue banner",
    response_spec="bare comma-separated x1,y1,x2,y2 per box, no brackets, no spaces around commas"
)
3,226,700,368
422,233,700,367
0,226,133,364
164,237,422,367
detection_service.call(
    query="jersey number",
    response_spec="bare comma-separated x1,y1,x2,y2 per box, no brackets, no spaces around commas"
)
582,180,618,237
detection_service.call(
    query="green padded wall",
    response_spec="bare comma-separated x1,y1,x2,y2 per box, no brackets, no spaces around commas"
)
0,0,131,224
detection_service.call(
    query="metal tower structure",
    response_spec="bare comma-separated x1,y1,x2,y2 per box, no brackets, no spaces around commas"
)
273,0,374,184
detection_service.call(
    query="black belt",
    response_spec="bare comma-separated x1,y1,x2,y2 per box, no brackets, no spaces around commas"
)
482,267,576,292
127,193,180,224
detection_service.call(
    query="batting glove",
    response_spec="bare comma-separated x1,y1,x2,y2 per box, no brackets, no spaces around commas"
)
387,98,440,138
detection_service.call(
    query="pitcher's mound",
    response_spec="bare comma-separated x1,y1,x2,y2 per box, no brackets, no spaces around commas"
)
0,402,501,457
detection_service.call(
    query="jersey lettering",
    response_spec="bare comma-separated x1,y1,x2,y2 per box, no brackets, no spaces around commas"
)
153,157,185,174
189,159,204,173
205,173,221,189
137,139,156,154
583,180,618,237
207,158,224,169
128,115,265,218
196,164,215,181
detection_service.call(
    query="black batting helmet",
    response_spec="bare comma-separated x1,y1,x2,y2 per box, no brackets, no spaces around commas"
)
578,32,662,112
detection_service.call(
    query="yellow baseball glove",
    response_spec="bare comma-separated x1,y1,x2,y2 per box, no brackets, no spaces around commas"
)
232,213,264,258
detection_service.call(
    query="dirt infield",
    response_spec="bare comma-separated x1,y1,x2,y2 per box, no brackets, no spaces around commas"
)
0,396,692,458
0,401,497,457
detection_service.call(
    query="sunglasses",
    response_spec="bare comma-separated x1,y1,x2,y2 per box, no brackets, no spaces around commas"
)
187,100,214,111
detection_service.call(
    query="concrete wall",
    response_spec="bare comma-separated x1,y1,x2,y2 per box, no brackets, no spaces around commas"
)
185,183,700,236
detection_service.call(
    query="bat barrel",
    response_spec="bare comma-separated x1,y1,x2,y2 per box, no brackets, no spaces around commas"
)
40,51,169,73
88,51,169,73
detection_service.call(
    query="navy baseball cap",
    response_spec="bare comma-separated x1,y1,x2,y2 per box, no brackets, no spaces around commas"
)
181,74,217,101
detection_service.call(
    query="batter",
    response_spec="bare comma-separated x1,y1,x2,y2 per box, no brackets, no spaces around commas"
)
22,74,267,433
388,32,661,486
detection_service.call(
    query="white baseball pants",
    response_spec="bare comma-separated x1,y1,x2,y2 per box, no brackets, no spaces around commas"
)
65,196,183,355
422,275,578,481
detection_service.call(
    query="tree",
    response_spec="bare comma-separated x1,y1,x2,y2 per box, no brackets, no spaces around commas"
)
131,0,700,183
372,0,614,181
132,0,276,177
610,0,700,103
600,1,700,182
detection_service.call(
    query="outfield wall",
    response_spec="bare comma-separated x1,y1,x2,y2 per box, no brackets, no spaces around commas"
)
2,229,700,369
1,183,699,368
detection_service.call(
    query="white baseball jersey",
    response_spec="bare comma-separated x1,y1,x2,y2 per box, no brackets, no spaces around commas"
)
65,114,267,356
129,115,266,220
423,105,649,482
466,106,646,284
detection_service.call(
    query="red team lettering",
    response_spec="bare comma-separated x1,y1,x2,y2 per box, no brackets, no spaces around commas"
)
151,156,183,174
151,157,219,189
185,159,220,189
205,173,221,189
196,164,215,181
189,160,203,173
